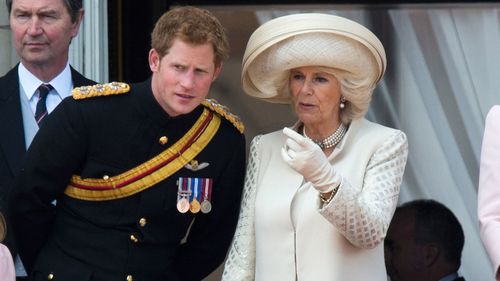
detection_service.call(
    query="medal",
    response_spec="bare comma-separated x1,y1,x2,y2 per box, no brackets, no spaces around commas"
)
200,200,212,214
177,178,192,213
177,198,190,213
178,177,213,214
190,178,201,213
200,178,213,214
190,198,201,213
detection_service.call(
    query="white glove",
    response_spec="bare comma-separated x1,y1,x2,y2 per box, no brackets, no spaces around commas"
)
281,127,341,193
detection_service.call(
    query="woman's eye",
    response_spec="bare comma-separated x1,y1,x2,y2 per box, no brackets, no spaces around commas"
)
314,76,328,83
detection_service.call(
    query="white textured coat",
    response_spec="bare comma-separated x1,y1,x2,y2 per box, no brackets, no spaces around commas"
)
223,118,408,281
478,105,500,280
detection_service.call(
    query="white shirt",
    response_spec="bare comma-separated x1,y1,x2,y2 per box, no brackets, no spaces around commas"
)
18,62,74,115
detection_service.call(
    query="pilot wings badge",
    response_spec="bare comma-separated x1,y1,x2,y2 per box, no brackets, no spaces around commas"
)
185,160,209,171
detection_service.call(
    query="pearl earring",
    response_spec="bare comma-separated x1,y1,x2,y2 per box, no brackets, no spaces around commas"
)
340,96,346,109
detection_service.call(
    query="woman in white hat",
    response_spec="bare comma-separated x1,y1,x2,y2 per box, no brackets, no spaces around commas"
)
223,13,408,281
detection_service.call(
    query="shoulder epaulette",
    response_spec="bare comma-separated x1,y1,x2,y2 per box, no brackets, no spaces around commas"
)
72,82,130,100
202,99,244,134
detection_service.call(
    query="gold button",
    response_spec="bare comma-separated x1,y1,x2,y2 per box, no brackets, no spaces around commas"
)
103,175,110,180
159,136,168,145
48,273,54,280
126,275,133,281
130,234,138,243
139,218,147,227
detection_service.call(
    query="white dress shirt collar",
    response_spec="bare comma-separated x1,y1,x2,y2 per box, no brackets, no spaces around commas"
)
18,62,73,101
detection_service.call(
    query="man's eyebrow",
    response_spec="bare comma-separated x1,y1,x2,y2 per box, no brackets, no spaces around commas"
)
12,7,58,15
38,8,59,15
12,7,30,13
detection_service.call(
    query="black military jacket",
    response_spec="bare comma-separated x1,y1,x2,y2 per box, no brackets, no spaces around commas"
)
10,79,246,281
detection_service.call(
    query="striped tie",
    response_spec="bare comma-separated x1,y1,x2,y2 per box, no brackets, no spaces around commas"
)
34,84,53,125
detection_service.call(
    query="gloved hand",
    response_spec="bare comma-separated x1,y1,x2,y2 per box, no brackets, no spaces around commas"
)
281,127,341,193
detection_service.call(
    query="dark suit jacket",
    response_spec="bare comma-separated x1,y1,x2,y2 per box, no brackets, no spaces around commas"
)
0,64,95,257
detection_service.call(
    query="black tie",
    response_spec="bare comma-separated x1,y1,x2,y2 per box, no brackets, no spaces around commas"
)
34,84,53,125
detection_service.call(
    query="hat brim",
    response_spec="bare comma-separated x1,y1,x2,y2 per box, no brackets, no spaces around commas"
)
241,13,386,103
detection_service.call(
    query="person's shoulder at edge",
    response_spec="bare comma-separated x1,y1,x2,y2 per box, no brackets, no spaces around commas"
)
486,105,500,120
0,243,15,281
362,118,404,134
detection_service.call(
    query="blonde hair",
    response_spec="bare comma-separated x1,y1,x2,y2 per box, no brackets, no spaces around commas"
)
323,67,374,125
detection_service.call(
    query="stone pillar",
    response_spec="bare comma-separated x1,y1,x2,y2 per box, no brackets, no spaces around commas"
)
70,0,109,83
0,3,17,76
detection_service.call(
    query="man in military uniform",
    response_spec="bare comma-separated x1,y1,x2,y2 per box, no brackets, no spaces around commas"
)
10,6,246,281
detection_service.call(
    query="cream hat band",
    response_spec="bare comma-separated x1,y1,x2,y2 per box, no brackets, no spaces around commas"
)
241,13,387,103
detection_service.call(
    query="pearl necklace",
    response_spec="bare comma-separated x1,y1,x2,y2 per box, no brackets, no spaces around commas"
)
303,123,347,149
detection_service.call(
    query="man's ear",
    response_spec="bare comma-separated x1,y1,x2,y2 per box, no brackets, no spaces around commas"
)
423,243,440,267
212,63,223,81
70,9,85,38
149,49,160,72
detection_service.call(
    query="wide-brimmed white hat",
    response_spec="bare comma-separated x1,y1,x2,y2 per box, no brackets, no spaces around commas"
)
241,13,387,103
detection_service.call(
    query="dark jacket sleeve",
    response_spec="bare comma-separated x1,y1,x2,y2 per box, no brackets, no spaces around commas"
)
8,98,87,272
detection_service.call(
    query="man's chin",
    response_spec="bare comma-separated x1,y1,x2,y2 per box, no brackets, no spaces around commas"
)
22,53,50,66
169,104,197,117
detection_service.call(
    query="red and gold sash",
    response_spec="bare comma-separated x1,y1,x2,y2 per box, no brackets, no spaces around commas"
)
64,108,220,201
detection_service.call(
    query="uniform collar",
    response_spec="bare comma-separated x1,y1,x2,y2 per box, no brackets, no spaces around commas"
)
134,77,204,131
